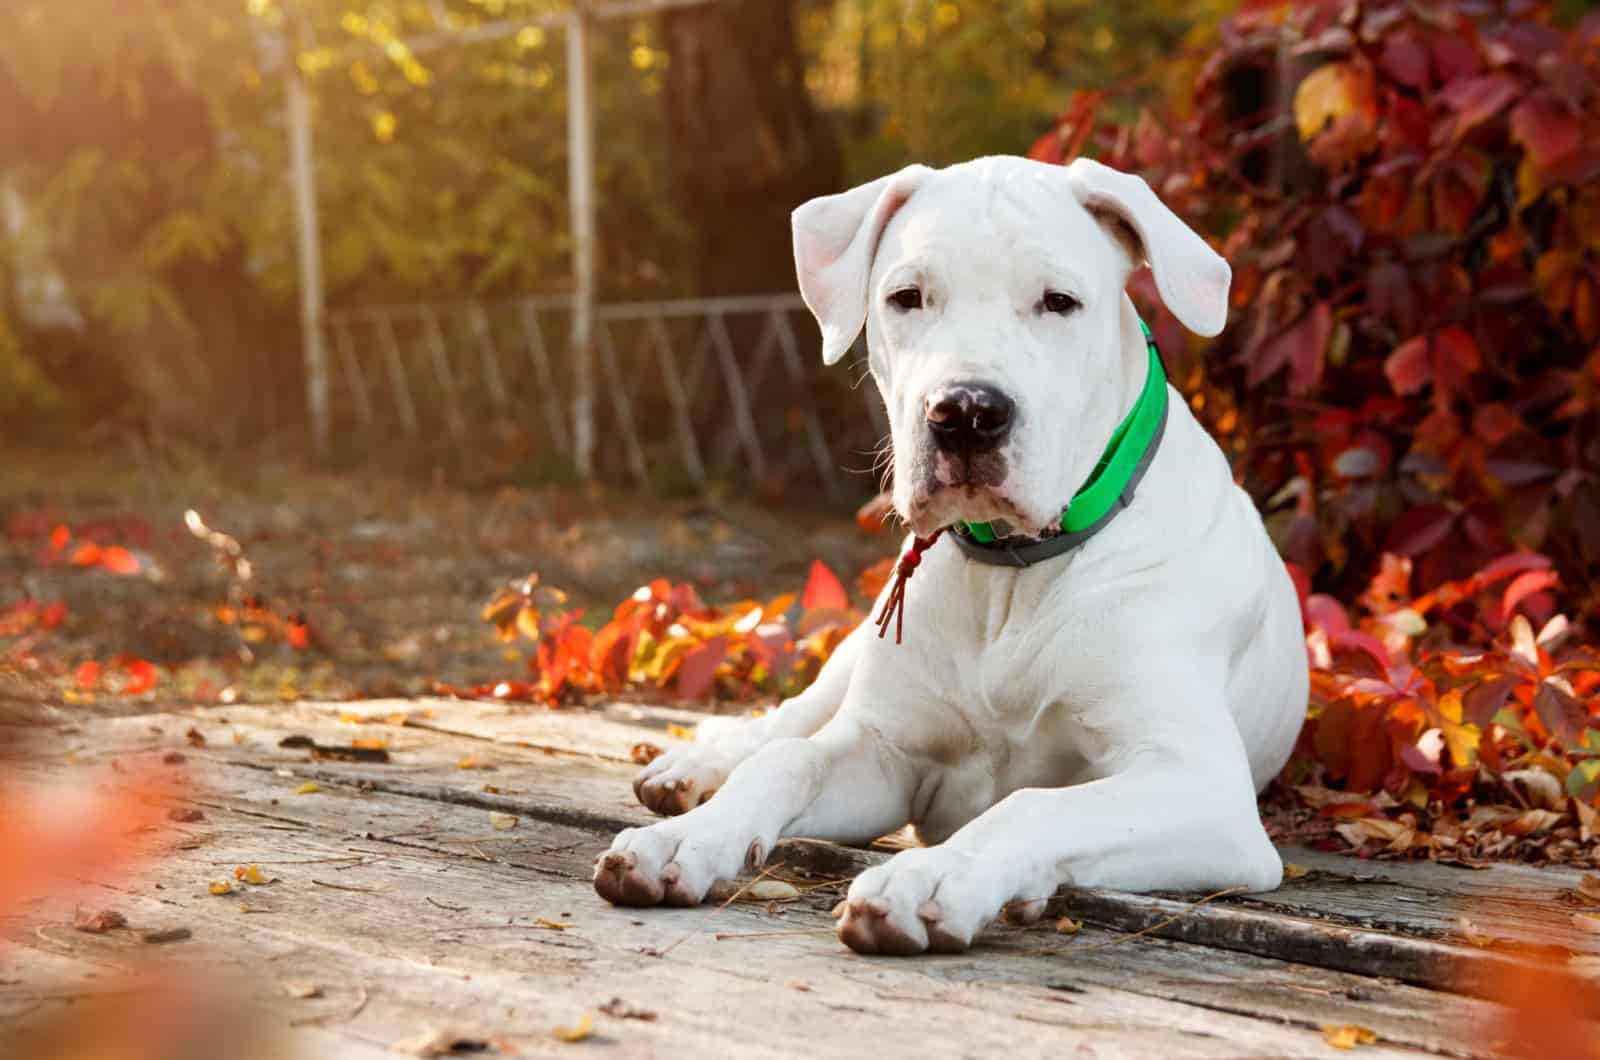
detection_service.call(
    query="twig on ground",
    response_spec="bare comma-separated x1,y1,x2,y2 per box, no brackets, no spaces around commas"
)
289,985,370,1028
311,879,384,894
426,897,467,912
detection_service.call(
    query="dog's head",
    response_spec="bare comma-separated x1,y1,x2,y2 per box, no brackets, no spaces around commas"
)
792,156,1230,538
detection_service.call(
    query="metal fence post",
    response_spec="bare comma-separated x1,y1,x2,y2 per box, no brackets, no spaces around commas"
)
566,7,597,478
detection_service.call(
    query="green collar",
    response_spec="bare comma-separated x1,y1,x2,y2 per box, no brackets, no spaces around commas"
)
952,318,1169,567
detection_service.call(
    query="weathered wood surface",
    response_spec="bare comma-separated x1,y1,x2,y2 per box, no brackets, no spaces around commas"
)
4,697,1598,1058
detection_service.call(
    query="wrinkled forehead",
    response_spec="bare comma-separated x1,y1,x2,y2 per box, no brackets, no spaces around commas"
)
873,158,1121,291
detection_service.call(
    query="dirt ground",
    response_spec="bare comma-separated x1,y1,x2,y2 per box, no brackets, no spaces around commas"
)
1,445,890,723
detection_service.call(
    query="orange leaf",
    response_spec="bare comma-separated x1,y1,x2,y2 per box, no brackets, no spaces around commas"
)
75,661,101,691
854,493,896,535
97,546,140,575
70,542,103,568
122,659,157,696
801,560,849,612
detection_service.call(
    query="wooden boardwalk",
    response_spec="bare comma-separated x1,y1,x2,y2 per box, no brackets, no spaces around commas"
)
4,698,1598,1058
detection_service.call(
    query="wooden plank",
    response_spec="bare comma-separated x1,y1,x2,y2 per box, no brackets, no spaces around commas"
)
10,714,1571,1058
293,698,1600,961
1,756,1458,1059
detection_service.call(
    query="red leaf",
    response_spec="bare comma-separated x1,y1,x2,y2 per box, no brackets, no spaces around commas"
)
39,602,67,629
1511,96,1581,170
1259,303,1333,395
801,560,849,612
1440,74,1519,134
1380,33,1430,89
69,542,103,568
1306,594,1350,635
675,635,728,701
1285,561,1312,628
75,661,101,691
1434,326,1482,397
1385,336,1430,395
122,659,157,695
49,525,70,555
1472,403,1522,445
1502,569,1559,622
97,546,140,576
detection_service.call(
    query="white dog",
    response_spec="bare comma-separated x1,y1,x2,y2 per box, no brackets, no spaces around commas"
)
593,155,1308,956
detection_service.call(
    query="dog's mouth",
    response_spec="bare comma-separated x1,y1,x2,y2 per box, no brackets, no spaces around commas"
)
905,482,1055,539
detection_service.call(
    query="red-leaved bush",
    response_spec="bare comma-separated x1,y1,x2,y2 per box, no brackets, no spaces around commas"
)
1036,0,1600,621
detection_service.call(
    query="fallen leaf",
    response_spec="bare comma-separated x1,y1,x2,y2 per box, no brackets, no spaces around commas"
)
186,728,207,747
282,981,323,999
630,742,663,766
552,1011,594,1043
743,880,801,901
208,881,233,896
295,782,321,795
1321,1024,1378,1050
536,918,574,930
1283,863,1310,880
351,737,389,751
235,864,273,885
72,908,127,934
598,997,657,1021
139,927,191,945
1053,917,1081,935
488,812,518,831
457,755,484,769
392,1029,493,1056
666,723,694,741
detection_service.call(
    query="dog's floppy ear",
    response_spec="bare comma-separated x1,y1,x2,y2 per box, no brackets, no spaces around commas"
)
1065,158,1231,338
792,164,932,365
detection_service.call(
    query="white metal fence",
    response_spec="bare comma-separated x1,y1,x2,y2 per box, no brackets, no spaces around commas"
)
325,293,888,498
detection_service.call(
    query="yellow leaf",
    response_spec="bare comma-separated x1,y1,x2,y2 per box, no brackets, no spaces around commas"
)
552,1011,594,1043
338,711,364,723
1321,1024,1378,1050
457,755,483,770
489,811,518,830
372,111,397,144
384,713,410,726
667,723,695,741
209,881,234,896
236,864,271,885
1053,917,1081,935
1283,863,1310,880
352,737,388,751
1293,63,1374,143
295,782,321,795
536,918,574,930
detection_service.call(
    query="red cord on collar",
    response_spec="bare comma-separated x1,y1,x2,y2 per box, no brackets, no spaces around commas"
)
873,530,943,644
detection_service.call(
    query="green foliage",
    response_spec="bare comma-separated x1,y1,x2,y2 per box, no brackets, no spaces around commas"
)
802,0,1231,181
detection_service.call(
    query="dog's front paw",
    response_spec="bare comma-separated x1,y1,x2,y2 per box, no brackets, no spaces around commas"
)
834,847,1005,955
632,743,744,816
593,819,764,907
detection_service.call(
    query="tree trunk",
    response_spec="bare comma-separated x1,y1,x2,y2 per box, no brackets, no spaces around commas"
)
659,0,842,296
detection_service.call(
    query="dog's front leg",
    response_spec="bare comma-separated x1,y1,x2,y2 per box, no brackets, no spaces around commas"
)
595,717,914,907
836,704,1283,955
632,624,866,815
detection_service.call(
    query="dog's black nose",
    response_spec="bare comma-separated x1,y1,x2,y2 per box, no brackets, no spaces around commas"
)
926,383,1014,454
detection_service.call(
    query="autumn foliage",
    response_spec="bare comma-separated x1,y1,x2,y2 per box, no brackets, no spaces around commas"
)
450,562,870,708
1032,1,1600,615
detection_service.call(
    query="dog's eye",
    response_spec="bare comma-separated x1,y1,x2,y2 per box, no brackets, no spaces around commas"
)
1041,291,1081,316
888,287,923,312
